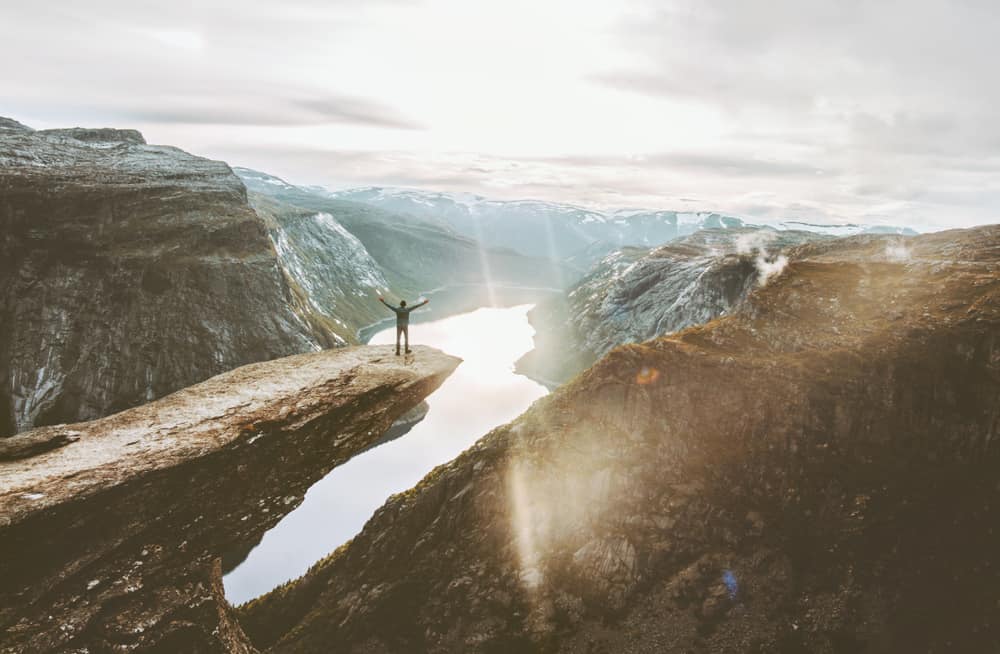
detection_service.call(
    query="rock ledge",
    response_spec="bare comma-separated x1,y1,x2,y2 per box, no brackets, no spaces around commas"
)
0,345,460,653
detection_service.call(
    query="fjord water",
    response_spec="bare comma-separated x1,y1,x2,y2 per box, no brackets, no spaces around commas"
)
223,304,548,604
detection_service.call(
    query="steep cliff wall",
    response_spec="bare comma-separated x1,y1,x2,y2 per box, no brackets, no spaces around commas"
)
0,120,329,435
251,194,392,345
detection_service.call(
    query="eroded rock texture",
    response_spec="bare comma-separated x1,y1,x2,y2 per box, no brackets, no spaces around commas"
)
0,119,328,435
243,226,1000,653
0,346,459,653
518,228,825,384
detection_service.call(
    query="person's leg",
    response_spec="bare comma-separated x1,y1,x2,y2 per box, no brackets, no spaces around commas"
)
404,325,410,353
395,325,402,355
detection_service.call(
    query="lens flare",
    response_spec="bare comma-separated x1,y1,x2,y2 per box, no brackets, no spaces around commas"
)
470,215,498,307
541,213,565,289
636,366,660,385
506,459,543,590
722,570,738,599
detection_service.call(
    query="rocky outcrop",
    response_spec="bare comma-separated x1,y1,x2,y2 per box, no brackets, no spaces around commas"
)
518,228,826,384
242,226,1000,653
0,120,330,435
0,345,460,653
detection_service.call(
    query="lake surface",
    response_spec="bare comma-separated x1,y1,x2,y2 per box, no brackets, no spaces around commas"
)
223,304,549,604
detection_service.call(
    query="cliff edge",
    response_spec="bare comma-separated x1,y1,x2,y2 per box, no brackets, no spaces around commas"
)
0,345,460,653
0,118,330,436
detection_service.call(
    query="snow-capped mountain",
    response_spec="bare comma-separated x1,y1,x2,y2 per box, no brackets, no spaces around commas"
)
770,221,919,237
235,169,573,297
325,186,918,263
235,174,919,271
326,187,746,262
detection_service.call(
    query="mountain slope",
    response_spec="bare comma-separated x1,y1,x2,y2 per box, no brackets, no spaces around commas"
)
0,120,328,436
250,193,391,344
518,228,827,384
240,225,1000,653
237,169,573,294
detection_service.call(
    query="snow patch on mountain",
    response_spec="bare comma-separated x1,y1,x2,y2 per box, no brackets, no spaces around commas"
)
234,171,920,263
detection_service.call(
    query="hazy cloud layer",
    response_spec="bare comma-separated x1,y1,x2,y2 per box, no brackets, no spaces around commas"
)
109,95,420,129
3,0,999,229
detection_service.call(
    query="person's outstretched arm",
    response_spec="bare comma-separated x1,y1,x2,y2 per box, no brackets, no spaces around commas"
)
415,299,430,309
378,296,392,311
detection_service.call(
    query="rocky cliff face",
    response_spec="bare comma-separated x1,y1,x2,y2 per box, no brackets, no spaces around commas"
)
518,228,825,384
0,346,460,653
250,194,391,345
0,120,330,436
241,225,1000,653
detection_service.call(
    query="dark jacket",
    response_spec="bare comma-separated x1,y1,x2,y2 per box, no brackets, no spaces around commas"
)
380,299,428,325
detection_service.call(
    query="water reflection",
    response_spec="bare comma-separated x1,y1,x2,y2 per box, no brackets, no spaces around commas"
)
223,305,548,604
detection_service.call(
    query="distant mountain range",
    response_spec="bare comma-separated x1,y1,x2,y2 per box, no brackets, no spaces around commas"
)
235,168,571,297
324,185,918,258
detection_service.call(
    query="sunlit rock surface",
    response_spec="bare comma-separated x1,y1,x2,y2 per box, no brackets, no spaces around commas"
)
0,119,330,436
0,345,459,653
242,226,1000,653
518,228,827,384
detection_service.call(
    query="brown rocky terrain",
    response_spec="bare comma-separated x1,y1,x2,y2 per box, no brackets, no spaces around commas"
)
239,225,1000,653
0,345,460,653
0,118,331,436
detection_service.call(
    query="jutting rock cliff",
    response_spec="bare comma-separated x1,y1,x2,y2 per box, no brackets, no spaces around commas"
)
0,346,459,653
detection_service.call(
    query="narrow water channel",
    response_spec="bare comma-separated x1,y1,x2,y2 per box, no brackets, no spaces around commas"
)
223,304,548,604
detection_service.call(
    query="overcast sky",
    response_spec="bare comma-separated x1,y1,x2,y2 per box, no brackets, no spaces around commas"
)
3,0,999,229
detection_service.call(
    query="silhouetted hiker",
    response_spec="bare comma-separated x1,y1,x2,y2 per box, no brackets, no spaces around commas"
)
379,296,429,355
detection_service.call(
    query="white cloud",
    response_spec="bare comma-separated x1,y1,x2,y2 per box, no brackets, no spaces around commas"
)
2,0,998,230
135,28,206,51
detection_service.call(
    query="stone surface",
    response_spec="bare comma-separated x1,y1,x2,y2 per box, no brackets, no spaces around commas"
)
241,226,1000,653
249,193,391,346
0,120,329,435
0,345,460,653
518,228,825,384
